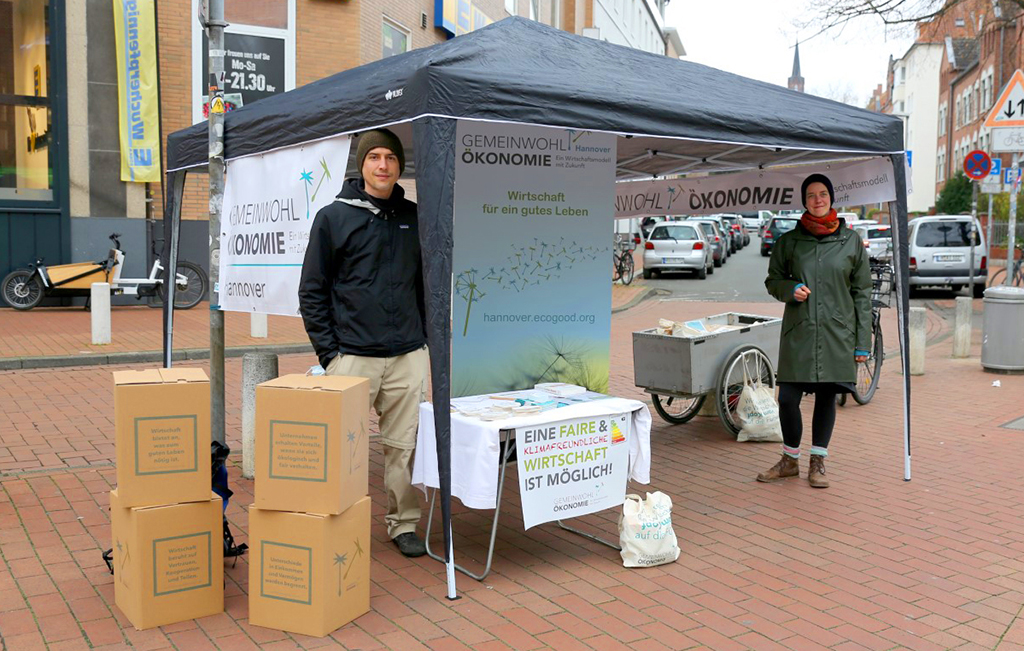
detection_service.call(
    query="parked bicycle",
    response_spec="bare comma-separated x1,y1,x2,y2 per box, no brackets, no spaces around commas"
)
612,238,636,285
838,257,891,406
2,233,207,311
988,243,1024,288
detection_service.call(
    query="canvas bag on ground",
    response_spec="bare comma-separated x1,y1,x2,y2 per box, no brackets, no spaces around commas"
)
618,492,680,568
736,355,783,443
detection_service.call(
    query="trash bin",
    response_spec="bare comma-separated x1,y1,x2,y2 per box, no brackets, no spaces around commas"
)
981,285,1024,373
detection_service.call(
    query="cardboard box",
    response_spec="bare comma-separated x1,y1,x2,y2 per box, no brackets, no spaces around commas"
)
255,375,369,515
113,368,211,508
109,489,224,630
248,497,371,637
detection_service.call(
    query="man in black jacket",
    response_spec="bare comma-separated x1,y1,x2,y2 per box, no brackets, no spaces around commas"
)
299,129,429,557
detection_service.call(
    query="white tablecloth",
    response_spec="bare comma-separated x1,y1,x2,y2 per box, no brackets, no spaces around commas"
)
412,397,651,509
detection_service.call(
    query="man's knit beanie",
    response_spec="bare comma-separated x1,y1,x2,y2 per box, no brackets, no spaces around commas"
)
800,173,835,208
356,129,405,174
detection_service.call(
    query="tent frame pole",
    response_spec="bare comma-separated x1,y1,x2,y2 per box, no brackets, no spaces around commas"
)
887,154,912,481
161,169,187,368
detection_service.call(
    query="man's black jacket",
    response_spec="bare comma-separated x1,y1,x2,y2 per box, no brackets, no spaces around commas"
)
298,178,426,368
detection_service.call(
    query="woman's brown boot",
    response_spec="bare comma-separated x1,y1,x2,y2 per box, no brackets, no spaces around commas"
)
756,454,799,482
808,455,829,488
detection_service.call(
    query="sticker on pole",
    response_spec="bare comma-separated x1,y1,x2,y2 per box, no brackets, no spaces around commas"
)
963,150,992,180
985,70,1024,128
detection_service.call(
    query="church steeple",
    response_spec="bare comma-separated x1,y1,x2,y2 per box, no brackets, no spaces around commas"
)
788,42,805,93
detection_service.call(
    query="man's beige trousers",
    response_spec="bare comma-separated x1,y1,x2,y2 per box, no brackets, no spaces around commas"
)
326,346,428,539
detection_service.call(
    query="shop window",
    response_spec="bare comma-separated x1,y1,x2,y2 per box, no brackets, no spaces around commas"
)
0,0,53,201
382,19,409,59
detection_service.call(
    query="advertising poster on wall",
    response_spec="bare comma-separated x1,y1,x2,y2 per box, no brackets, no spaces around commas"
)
452,121,617,397
218,135,352,316
516,411,631,529
201,32,286,117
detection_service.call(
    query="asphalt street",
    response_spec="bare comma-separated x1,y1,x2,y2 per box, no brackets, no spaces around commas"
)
643,232,775,303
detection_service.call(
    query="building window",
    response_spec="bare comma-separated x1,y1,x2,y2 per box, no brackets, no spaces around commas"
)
506,0,516,15
528,0,538,20
382,19,409,58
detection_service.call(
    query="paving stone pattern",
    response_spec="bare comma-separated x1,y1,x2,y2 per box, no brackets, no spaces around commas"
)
1,299,1023,649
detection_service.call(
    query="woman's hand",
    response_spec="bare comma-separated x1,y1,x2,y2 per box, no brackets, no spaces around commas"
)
793,285,811,302
854,354,868,363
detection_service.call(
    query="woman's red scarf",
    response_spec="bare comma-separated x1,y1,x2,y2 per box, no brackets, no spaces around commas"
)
800,209,839,236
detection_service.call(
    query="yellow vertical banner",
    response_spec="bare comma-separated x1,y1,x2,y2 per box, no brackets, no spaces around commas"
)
113,0,161,182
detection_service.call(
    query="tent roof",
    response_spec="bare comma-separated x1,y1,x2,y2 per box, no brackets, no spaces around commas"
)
167,17,904,175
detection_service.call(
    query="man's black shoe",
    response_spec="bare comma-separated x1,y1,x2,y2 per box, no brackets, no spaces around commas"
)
393,532,426,557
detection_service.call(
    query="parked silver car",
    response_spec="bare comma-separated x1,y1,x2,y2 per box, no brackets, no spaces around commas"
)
688,219,728,267
908,215,987,298
642,223,710,279
854,224,893,260
686,215,733,258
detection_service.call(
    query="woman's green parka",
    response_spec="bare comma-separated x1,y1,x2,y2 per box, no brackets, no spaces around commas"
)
765,221,872,383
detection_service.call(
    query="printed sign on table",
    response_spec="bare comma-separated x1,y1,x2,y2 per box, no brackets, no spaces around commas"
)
219,134,352,316
516,411,631,529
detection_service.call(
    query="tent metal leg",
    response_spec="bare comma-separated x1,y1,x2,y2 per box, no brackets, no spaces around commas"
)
555,519,621,550
425,429,515,580
424,426,625,578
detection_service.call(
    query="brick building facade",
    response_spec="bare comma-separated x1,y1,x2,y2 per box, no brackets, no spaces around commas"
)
0,0,680,296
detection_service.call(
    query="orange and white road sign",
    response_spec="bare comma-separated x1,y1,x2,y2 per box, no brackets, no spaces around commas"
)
985,70,1024,128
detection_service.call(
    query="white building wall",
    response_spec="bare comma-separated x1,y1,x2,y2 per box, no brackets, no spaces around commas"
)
899,43,943,213
591,0,665,55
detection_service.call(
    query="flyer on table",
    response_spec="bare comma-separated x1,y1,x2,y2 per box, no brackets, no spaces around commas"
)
452,121,617,396
218,134,352,316
516,411,632,529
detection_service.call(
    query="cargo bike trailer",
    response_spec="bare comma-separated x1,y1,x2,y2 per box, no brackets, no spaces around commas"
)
633,313,782,435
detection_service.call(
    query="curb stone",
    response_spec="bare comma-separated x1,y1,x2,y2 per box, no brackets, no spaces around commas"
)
0,343,315,371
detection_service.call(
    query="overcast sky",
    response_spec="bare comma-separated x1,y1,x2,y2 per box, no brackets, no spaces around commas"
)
665,0,917,108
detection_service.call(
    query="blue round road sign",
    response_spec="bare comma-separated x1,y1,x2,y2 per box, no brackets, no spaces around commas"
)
964,150,992,179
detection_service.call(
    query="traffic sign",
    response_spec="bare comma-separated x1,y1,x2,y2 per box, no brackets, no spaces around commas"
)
1004,167,1021,186
991,126,1024,152
981,178,1002,194
985,70,1024,128
964,150,992,179
991,158,1002,177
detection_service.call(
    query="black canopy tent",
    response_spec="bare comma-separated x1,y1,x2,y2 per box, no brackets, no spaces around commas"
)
163,17,912,598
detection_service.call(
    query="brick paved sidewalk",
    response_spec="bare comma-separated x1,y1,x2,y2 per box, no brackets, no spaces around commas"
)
0,281,647,363
3,300,1024,650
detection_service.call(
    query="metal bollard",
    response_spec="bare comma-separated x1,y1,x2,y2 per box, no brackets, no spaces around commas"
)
242,352,279,479
910,306,926,375
251,312,268,338
91,283,111,345
952,296,972,359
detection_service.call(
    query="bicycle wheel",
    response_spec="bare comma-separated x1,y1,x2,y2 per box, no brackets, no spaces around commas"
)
612,254,622,282
989,267,1006,287
852,321,883,405
716,344,776,436
651,393,705,425
621,253,635,285
836,393,847,407
2,270,44,310
160,261,207,310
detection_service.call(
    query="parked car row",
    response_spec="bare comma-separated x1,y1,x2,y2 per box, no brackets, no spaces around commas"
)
640,214,754,280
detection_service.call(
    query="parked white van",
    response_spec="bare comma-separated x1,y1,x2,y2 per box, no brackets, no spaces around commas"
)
908,215,988,298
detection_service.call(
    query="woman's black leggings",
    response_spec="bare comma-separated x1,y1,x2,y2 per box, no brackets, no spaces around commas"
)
778,384,837,450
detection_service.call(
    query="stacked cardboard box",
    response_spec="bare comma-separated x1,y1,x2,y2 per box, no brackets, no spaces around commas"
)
248,374,372,637
109,369,224,630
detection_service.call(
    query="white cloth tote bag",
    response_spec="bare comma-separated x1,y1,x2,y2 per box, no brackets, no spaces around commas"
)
735,355,784,443
618,492,680,568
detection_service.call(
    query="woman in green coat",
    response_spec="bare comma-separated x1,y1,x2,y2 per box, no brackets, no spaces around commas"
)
757,174,872,488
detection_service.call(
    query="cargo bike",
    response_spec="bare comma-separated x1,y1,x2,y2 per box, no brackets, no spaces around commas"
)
633,312,782,435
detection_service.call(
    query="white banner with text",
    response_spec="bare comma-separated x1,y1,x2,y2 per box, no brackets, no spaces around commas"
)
614,158,898,218
219,135,352,315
